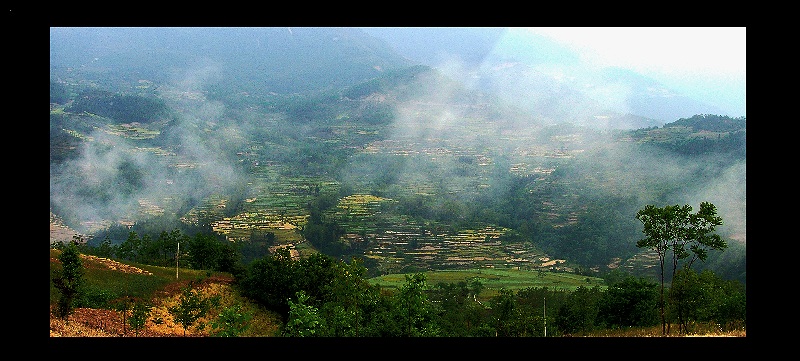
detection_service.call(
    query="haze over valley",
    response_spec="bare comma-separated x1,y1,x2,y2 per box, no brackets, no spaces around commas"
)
50,27,746,283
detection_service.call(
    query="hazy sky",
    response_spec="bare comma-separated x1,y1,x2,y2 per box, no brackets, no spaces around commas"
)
524,27,746,117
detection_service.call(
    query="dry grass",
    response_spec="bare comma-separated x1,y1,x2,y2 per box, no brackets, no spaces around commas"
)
50,279,282,337
576,324,746,337
50,250,282,337
50,249,744,338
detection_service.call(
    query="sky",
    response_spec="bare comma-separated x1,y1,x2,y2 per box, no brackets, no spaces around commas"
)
523,27,746,117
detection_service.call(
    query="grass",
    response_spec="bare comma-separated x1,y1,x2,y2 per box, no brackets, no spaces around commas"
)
573,324,746,337
49,248,282,337
50,249,210,304
51,249,744,337
369,267,606,301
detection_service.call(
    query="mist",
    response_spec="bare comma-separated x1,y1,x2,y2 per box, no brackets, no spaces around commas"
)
50,26,745,254
50,62,250,234
338,29,747,244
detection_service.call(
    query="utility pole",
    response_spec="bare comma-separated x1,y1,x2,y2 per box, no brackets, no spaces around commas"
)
176,241,180,280
544,295,547,337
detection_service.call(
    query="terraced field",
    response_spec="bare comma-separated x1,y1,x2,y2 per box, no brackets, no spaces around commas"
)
51,90,664,278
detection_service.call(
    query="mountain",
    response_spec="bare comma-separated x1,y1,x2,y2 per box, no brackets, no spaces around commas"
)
50,27,745,284
361,27,726,124
50,27,416,95
51,27,726,125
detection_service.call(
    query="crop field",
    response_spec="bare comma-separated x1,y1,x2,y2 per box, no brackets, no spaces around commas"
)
369,267,606,300
51,95,663,277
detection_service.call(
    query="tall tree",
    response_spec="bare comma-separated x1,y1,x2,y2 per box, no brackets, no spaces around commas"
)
635,201,726,334
116,231,141,262
318,257,379,337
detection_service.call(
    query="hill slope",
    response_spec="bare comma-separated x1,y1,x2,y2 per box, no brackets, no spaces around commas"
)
50,27,415,95
50,28,745,284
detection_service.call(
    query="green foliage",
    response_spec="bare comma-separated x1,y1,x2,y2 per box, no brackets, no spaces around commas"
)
392,273,440,336
666,114,746,133
75,285,119,309
51,239,744,337
238,248,297,317
66,90,168,123
369,268,605,296
317,258,380,336
283,291,324,337
636,201,726,333
50,81,70,103
489,288,518,336
597,276,659,329
302,191,348,256
631,115,746,157
129,300,152,336
187,233,223,270
52,241,84,318
211,303,253,337
667,268,746,334
112,229,239,273
168,282,215,336
428,280,486,336
93,237,116,259
115,231,140,262
555,285,603,335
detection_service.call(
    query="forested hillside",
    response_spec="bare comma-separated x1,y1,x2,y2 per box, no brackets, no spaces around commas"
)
50,27,746,339
50,27,746,286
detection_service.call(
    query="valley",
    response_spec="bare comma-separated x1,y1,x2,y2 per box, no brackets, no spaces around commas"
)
50,28,745,284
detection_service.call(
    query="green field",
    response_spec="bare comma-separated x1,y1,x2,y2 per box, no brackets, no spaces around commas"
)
369,267,606,301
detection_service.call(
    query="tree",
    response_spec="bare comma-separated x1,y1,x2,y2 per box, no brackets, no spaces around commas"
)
237,247,298,319
138,234,158,265
156,229,185,267
635,201,726,334
92,236,115,259
283,291,324,337
428,279,486,336
597,276,659,330
489,288,519,336
168,283,214,336
129,300,152,336
392,273,439,336
52,241,84,319
187,232,222,270
668,268,746,334
318,257,379,337
555,285,602,335
116,231,141,262
211,303,253,337
112,296,135,335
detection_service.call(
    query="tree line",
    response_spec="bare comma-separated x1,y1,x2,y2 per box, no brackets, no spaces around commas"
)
53,201,745,336
54,239,745,337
